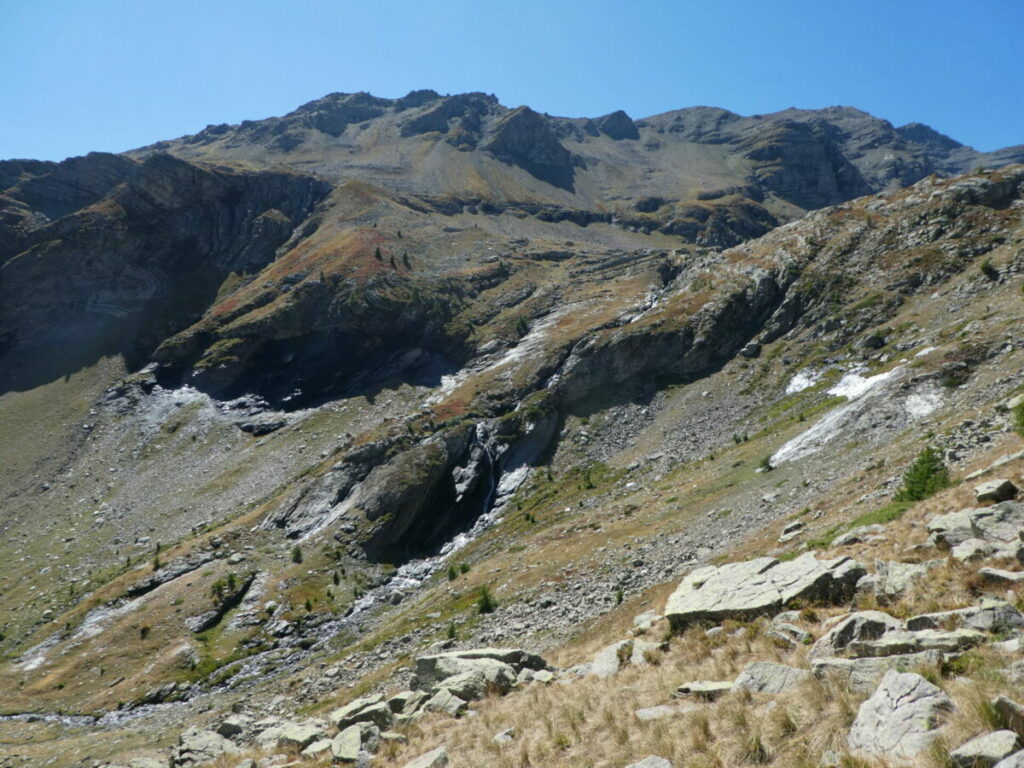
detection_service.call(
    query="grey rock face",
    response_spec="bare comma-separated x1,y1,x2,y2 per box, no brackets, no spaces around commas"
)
906,599,1024,633
732,661,809,694
811,651,943,694
928,502,1024,548
664,553,864,629
809,610,903,657
849,628,986,657
591,640,633,678
848,670,954,760
170,727,240,767
950,731,1021,768
402,746,448,768
869,560,931,602
976,479,1019,503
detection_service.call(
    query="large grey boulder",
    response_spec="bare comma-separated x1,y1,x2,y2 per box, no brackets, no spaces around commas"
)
980,568,1024,585
255,720,325,750
848,670,954,760
413,651,521,692
733,661,809,694
170,727,240,767
329,694,385,728
809,610,903,657
811,650,943,694
929,503,1024,548
995,752,1024,768
332,723,380,762
950,731,1021,768
664,554,864,629
423,689,468,717
976,479,1019,503
402,746,448,768
993,696,1024,736
331,701,394,731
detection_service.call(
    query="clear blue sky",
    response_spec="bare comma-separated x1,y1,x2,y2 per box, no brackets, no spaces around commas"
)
2,0,1022,161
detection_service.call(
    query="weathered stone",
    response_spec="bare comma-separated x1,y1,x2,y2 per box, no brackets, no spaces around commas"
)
930,503,1024,548
870,560,930,602
767,621,811,646
977,480,1019,504
811,651,943,694
171,727,240,767
423,688,467,717
215,714,253,739
950,731,1021,768
591,640,632,678
832,524,885,548
630,639,665,666
330,723,378,762
994,696,1024,736
634,705,677,721
301,739,332,759
493,727,515,745
329,694,384,728
260,721,324,750
331,701,393,731
953,538,997,562
906,599,1024,633
664,554,864,629
848,671,954,760
674,680,733,700
809,610,903,657
849,629,986,657
733,661,809,694
632,611,662,632
625,758,672,768
994,751,1024,768
532,669,554,684
980,568,1024,585
413,653,520,692
401,746,448,768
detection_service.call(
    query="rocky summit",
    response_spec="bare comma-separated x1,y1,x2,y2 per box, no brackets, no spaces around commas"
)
2,91,1024,768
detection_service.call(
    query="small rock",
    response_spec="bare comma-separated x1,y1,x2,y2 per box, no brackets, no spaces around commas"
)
493,727,516,745
402,746,448,768
674,680,733,700
977,480,1019,504
625,758,672,768
634,705,677,721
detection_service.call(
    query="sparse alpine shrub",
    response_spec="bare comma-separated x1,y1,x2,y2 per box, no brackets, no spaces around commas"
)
477,584,498,614
290,545,303,564
1013,400,1024,437
894,446,950,502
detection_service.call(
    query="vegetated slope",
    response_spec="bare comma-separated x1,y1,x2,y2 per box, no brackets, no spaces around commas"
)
0,91,1022,767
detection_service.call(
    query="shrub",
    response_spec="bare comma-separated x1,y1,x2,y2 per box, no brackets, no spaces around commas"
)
758,455,774,472
1013,400,1024,437
894,446,950,502
459,562,471,574
477,585,498,614
290,545,303,564
447,564,458,581
139,625,151,640
980,259,1000,281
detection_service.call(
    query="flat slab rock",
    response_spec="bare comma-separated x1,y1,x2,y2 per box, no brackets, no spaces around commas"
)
624,758,672,768
665,553,864,629
812,650,943,694
675,680,733,700
733,661,809,694
848,670,954,761
402,746,448,768
950,730,1021,768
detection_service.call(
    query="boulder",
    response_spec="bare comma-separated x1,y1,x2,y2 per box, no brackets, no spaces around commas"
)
331,723,380,762
632,611,662,632
402,746,448,768
664,554,864,630
811,651,943,694
849,628,986,657
259,721,324,750
215,714,253,739
413,652,521,691
591,640,632,678
329,694,385,727
631,640,665,666
869,560,931,602
994,696,1024,736
832,524,886,548
977,480,1019,504
634,705,678,721
331,700,393,731
423,689,468,717
980,568,1024,585
906,599,1024,633
809,610,903,657
953,538,997,562
733,662,809,694
493,727,515,745
767,621,810,646
301,739,332,759
995,751,1024,768
674,680,733,700
930,503,1024,548
171,727,240,767
848,670,954,760
950,731,1021,768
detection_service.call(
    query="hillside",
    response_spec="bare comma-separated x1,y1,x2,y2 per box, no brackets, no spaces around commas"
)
1,92,1023,768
